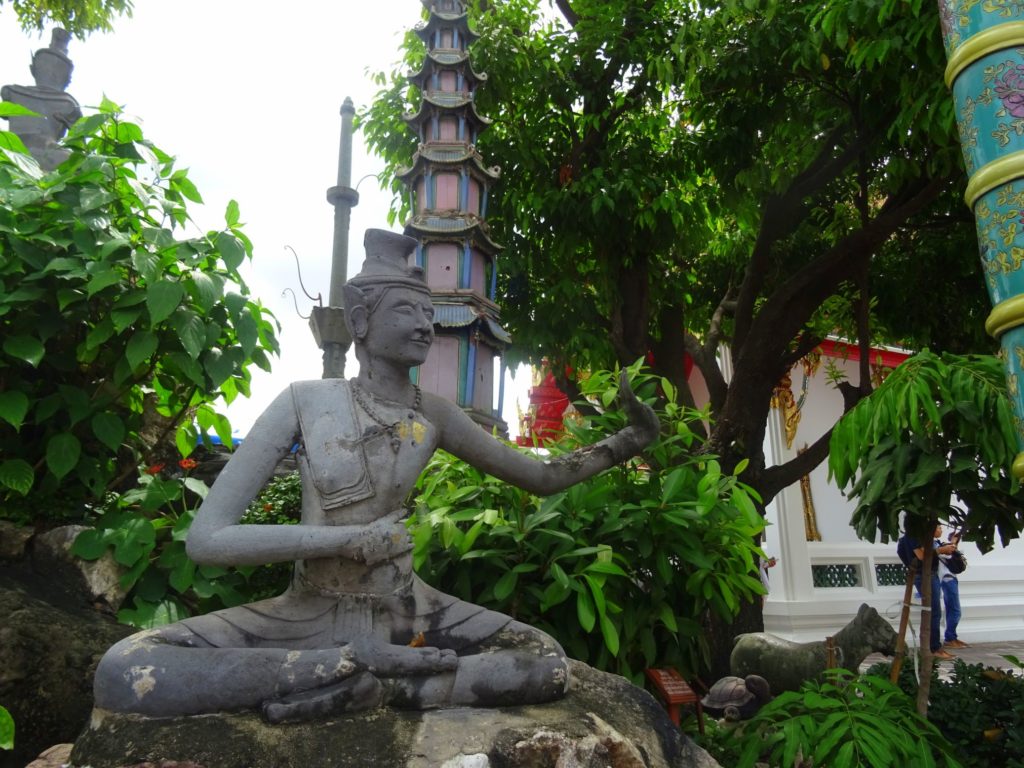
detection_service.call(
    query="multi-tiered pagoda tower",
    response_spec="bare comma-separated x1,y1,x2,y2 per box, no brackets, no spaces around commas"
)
399,0,509,434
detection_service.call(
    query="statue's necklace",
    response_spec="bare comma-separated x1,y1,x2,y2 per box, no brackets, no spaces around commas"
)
352,382,422,453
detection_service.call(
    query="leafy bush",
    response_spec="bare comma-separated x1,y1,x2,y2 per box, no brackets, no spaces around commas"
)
0,101,278,522
243,470,302,525
72,459,292,627
409,365,765,680
829,351,1019,552
731,670,962,768
869,658,1024,768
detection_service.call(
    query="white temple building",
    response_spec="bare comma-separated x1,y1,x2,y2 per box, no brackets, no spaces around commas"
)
753,342,1024,643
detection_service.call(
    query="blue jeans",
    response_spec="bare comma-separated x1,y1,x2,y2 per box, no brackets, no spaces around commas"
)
941,577,962,642
915,572,943,652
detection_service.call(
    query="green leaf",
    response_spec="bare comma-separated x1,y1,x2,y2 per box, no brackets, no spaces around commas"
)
146,281,185,324
599,613,620,656
0,102,39,117
91,412,125,452
203,347,235,388
216,231,246,272
125,331,158,371
188,271,220,312
225,200,241,227
172,310,207,360
71,527,110,560
45,432,81,480
0,391,30,430
0,704,13,751
0,459,34,495
86,268,123,297
576,588,596,632
493,569,517,601
0,130,29,154
3,335,45,367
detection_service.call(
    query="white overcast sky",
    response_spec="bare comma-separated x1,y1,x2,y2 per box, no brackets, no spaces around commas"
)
0,0,532,436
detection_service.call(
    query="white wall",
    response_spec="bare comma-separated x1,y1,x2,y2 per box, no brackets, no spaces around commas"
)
760,348,1024,644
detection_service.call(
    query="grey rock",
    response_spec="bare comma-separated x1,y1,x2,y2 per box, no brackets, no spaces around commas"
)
25,743,73,768
0,520,33,560
0,570,131,768
34,525,127,611
71,661,719,768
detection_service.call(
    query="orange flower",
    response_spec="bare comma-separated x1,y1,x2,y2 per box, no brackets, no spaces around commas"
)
144,463,165,475
178,458,199,471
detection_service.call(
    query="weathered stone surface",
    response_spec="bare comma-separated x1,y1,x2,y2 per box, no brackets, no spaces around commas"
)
26,743,73,768
0,520,33,560
71,661,719,768
0,564,132,768
33,525,127,611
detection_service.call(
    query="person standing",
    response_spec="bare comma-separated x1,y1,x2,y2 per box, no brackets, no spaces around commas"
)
899,524,957,661
939,528,968,650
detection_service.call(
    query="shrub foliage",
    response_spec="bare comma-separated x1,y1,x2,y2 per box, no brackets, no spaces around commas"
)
0,101,278,521
409,366,765,679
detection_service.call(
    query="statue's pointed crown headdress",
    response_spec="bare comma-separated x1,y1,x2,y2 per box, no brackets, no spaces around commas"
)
348,229,428,294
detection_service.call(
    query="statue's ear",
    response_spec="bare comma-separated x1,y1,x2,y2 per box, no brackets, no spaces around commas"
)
342,283,369,341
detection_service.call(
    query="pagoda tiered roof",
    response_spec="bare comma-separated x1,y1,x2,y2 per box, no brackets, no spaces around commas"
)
408,50,488,88
402,92,492,124
397,145,500,183
404,213,502,255
413,12,480,47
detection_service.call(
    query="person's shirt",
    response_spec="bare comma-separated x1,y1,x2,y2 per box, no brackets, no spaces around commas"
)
903,534,940,573
936,538,956,580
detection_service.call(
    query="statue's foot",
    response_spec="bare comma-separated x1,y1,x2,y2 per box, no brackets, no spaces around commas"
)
263,671,383,724
275,647,359,698
353,639,458,676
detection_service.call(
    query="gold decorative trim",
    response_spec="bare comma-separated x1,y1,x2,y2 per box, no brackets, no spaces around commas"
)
986,294,1024,337
965,151,1024,209
945,22,1024,88
798,446,822,542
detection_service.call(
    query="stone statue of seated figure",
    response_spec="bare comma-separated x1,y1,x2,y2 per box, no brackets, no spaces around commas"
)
93,229,659,723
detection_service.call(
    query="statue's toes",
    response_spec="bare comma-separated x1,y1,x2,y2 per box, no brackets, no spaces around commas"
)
369,644,458,675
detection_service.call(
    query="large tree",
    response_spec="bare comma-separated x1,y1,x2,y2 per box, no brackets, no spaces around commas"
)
365,0,990,663
1,0,131,36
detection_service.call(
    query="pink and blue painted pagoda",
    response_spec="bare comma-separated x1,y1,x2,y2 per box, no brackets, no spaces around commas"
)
399,0,509,434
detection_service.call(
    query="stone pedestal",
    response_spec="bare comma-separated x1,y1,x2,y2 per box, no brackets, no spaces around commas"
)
70,661,719,768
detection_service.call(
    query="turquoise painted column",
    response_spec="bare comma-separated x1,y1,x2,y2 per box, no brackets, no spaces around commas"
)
940,0,1024,477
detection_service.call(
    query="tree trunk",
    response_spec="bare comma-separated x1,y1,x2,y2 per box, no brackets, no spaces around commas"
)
890,559,919,684
704,597,763,681
916,538,936,716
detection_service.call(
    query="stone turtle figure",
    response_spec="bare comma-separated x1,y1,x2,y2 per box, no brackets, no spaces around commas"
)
92,229,659,724
701,674,771,722
730,603,897,694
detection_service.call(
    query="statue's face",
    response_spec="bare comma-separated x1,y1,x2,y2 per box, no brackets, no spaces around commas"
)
363,287,435,367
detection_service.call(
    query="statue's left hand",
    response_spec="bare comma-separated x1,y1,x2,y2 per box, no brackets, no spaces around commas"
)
356,515,414,564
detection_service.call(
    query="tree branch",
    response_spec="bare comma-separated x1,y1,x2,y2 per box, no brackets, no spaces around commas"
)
760,426,832,499
554,0,578,26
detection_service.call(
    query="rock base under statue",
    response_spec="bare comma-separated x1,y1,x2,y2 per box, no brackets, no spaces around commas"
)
70,660,719,768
